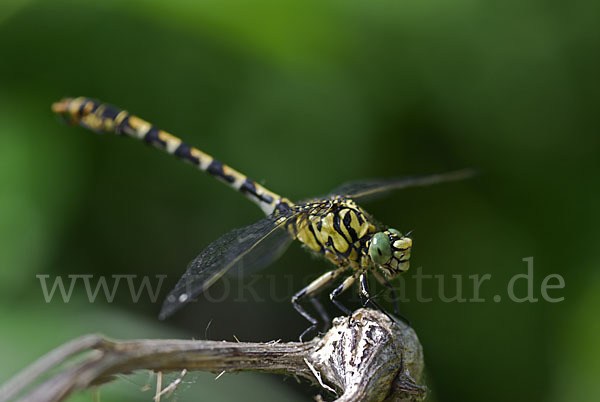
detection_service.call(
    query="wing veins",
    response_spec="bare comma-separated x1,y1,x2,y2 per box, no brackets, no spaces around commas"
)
159,211,298,319
330,168,476,200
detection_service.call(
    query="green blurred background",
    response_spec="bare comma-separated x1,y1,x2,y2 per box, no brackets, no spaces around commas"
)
1,0,598,401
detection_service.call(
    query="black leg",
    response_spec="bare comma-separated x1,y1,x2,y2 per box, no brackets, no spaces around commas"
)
329,275,355,316
359,274,383,311
381,276,400,316
292,289,318,342
372,271,410,325
291,268,345,341
310,297,330,332
359,273,399,323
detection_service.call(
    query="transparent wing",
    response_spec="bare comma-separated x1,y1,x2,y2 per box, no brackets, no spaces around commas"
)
226,224,294,278
159,212,295,319
328,168,476,201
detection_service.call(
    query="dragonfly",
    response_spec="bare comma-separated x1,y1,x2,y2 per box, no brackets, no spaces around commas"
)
52,97,474,340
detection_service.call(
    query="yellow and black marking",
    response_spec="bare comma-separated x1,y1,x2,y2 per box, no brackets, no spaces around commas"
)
52,97,289,216
283,197,413,338
53,96,474,341
289,198,375,268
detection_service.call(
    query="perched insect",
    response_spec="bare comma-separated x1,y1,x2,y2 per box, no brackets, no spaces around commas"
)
53,97,474,340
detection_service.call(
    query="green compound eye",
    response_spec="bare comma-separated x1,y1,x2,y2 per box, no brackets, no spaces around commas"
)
369,232,392,265
388,228,403,237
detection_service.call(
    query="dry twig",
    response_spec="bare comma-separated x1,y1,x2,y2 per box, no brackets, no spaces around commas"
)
0,309,426,402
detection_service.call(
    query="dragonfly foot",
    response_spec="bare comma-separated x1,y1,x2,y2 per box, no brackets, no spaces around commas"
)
299,324,317,342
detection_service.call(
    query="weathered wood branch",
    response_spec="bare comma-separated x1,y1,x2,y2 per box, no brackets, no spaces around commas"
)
0,309,426,402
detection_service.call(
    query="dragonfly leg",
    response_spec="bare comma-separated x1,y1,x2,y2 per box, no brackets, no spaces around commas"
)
359,273,390,317
329,274,356,316
372,271,411,325
310,297,330,332
360,273,410,325
292,267,346,341
293,303,317,342
372,270,400,315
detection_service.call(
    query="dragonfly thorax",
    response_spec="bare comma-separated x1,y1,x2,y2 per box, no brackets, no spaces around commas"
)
289,198,411,274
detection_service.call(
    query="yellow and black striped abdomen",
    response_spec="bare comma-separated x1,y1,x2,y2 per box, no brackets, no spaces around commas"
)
52,97,290,215
293,199,376,269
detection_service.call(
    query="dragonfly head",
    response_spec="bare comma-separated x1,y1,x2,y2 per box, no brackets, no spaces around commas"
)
368,229,412,277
